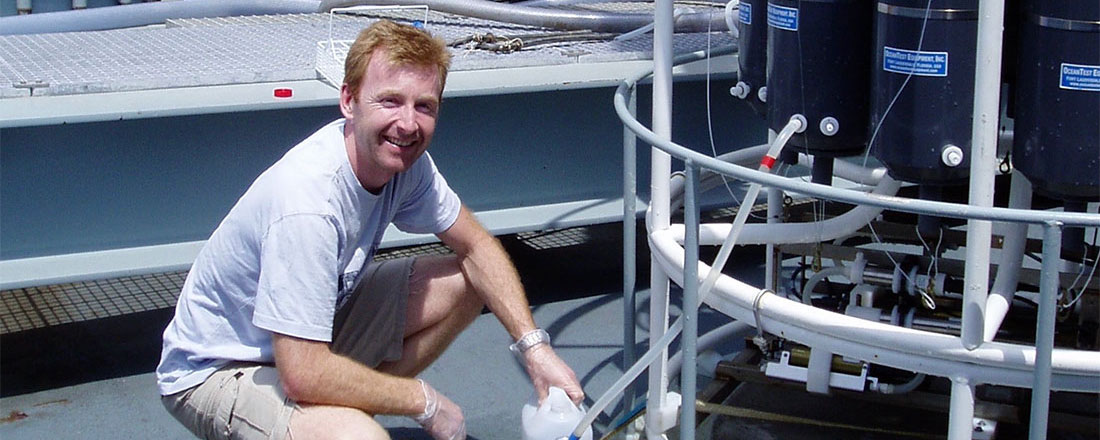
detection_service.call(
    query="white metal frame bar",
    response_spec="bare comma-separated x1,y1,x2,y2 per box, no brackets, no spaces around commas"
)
0,196,644,290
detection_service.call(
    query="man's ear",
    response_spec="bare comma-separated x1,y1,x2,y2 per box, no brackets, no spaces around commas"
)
339,84,355,119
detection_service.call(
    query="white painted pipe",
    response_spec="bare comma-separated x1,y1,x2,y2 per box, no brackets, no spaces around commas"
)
764,124,781,294
647,231,1100,389
645,0,675,436
635,117,801,439
947,377,977,440
983,172,1032,341
766,186,782,291
961,0,1007,351
632,118,801,439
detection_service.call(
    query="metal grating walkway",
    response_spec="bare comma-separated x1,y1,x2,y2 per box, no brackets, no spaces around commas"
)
0,271,185,334
0,4,735,98
0,226,610,334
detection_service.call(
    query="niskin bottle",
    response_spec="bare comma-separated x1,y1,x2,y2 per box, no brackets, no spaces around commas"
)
520,387,593,440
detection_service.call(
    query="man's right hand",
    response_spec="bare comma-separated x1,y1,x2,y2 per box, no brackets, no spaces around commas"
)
414,380,466,440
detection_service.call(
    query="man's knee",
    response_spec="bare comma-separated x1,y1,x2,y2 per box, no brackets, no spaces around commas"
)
411,256,482,307
289,405,390,440
410,255,466,296
406,255,484,337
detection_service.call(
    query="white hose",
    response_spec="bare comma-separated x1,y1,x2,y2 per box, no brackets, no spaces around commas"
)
798,154,887,187
877,373,926,394
574,117,803,439
723,0,739,39
665,176,900,246
983,172,1032,341
697,117,804,299
801,266,850,305
666,320,752,378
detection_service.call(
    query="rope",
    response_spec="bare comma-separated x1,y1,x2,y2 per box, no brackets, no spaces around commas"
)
449,30,616,53
695,400,947,439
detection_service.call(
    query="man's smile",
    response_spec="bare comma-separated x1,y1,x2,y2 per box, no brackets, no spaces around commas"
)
384,136,418,149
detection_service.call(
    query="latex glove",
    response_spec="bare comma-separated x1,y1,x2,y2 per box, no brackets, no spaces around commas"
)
522,344,584,405
413,379,467,440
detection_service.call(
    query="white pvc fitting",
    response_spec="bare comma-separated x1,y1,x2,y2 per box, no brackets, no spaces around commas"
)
730,81,750,99
790,114,807,133
820,116,840,136
942,144,964,167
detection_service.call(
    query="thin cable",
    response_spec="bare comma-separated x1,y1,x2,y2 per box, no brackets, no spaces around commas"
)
865,221,920,303
702,3,763,219
912,225,942,309
790,0,826,243
1067,243,1089,292
858,0,936,304
861,0,935,178
1063,228,1100,311
1067,227,1098,293
915,224,944,290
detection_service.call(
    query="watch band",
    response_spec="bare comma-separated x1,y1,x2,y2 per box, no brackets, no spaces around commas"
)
509,328,550,355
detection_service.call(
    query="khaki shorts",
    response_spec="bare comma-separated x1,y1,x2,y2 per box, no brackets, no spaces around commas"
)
162,257,415,440
162,363,293,440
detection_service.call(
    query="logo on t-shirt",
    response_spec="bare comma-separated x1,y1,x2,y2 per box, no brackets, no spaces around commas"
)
335,270,359,311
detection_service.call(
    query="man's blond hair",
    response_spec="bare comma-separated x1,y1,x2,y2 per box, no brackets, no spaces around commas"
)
343,20,451,98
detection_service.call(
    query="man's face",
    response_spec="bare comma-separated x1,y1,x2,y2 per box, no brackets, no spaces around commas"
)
341,49,441,190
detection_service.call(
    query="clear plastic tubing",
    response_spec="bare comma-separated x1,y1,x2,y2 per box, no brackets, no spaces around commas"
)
570,116,804,439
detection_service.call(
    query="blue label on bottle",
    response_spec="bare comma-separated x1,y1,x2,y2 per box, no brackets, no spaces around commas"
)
1060,63,1100,92
739,3,752,25
767,3,798,31
883,46,948,77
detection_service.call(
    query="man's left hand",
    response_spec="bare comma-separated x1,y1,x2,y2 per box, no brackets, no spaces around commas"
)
522,344,584,405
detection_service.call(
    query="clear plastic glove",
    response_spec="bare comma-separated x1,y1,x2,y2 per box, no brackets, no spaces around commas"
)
522,344,584,405
413,379,467,440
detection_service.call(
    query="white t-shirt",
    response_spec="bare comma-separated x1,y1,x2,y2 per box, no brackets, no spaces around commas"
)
157,119,461,395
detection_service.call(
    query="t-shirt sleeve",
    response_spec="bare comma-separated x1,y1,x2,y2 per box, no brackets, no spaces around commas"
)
392,155,461,234
252,213,340,342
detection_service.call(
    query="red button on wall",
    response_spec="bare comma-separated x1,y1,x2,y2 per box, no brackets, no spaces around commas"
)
273,88,293,98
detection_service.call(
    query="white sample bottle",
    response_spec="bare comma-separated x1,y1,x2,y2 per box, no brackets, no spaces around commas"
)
521,387,593,440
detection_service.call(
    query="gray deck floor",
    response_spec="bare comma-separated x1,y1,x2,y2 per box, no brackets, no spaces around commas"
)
0,289,754,440
0,221,756,439
3,224,1095,439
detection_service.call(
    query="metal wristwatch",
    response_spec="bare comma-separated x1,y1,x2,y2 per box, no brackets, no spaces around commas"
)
509,328,550,355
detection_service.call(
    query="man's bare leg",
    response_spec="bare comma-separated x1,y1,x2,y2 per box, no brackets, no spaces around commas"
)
378,254,484,378
287,255,481,438
289,404,391,440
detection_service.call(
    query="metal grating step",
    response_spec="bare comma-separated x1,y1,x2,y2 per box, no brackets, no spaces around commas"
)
0,224,610,334
0,240,474,334
1,4,735,98
0,271,185,334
